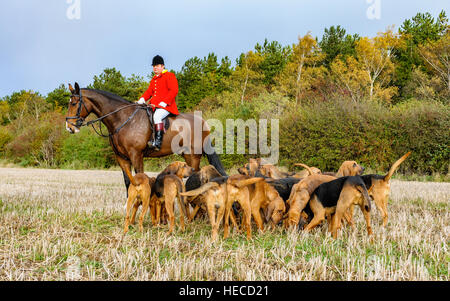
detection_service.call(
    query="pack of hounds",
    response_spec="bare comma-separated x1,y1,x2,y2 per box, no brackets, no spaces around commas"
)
123,152,411,241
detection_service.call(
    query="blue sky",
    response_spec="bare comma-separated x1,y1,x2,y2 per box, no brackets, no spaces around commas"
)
0,0,448,98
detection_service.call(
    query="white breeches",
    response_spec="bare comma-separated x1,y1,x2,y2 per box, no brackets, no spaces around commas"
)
153,108,170,124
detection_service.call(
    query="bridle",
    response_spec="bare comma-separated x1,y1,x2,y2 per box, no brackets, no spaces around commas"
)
65,89,89,129
65,89,153,137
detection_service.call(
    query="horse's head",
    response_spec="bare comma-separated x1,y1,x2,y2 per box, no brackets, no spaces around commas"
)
65,82,90,134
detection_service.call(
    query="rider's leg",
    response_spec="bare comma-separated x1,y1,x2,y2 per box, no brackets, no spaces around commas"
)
150,108,170,150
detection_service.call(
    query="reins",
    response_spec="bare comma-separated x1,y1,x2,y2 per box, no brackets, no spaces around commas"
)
66,90,151,138
86,104,146,138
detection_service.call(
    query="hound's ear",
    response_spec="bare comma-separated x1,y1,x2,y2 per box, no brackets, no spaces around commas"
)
361,176,373,190
265,205,274,223
336,163,346,177
68,83,74,94
168,162,182,174
343,163,351,176
167,166,176,175
75,82,80,94
355,184,364,194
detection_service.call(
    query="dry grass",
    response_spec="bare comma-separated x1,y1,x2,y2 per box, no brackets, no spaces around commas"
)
0,167,448,281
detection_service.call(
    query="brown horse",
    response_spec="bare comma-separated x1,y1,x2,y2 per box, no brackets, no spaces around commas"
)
65,82,226,194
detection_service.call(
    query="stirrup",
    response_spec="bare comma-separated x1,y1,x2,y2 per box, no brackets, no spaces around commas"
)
148,140,160,151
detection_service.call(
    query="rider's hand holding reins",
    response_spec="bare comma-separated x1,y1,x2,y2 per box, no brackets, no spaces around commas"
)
137,98,156,109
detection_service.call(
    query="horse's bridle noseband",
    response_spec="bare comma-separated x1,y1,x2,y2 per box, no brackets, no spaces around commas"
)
66,89,89,128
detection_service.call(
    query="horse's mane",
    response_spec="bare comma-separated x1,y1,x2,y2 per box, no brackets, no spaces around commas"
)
83,88,133,104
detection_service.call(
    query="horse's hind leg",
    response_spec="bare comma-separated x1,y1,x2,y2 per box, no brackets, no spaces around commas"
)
183,154,201,171
192,155,201,171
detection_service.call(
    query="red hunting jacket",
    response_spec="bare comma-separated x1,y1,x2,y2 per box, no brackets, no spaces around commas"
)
140,70,179,115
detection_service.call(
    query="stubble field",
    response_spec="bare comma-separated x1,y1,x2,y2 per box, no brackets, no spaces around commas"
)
0,167,448,281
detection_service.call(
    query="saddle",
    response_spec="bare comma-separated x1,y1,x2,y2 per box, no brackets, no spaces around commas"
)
145,107,174,132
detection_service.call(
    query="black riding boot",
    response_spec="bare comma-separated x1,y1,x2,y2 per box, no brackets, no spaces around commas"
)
149,123,164,151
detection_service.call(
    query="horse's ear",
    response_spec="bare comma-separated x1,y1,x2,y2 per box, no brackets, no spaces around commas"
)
68,83,74,94
75,82,80,94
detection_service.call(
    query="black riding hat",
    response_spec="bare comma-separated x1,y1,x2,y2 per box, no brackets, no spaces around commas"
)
152,55,164,66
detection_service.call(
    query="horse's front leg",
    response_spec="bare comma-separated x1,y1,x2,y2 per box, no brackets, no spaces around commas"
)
122,170,130,195
129,149,145,174
116,156,132,196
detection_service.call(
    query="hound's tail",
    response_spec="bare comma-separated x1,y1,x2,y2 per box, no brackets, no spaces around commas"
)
356,183,372,212
180,182,219,197
233,177,265,188
294,163,314,176
123,167,138,187
384,151,411,182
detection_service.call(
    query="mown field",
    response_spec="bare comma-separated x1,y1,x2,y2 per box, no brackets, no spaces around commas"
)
0,167,448,281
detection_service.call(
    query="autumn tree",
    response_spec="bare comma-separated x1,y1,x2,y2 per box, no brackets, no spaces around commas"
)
395,10,448,97
1,90,49,125
276,33,326,103
404,67,443,100
232,51,264,104
0,100,10,125
355,28,402,102
330,55,369,102
418,30,450,99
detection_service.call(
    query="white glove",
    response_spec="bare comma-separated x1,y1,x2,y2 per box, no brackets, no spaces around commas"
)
137,98,145,104
159,101,167,107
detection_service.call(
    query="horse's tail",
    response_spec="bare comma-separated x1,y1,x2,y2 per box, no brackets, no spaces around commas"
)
204,137,227,176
